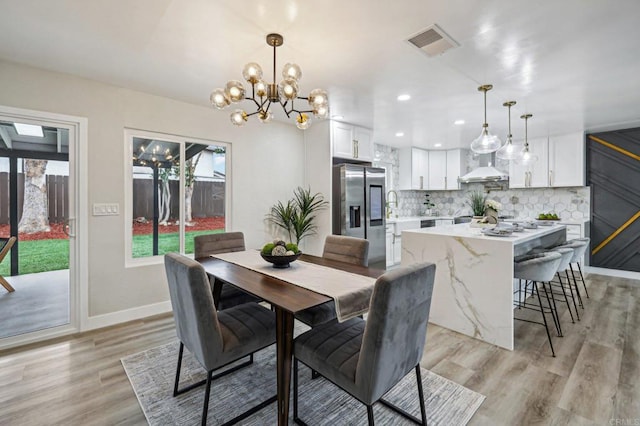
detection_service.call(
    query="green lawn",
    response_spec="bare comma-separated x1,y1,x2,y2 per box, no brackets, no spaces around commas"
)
0,229,224,276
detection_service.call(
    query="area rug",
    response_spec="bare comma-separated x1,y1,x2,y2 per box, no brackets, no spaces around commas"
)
122,336,484,425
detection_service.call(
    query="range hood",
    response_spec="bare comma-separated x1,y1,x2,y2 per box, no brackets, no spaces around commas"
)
458,153,508,183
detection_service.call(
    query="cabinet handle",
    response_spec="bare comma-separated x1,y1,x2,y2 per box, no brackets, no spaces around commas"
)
444,176,447,189
420,176,424,189
392,233,396,244
353,139,359,158
549,170,553,187
527,171,531,187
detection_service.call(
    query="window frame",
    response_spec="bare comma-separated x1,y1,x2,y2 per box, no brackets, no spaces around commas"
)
124,128,231,267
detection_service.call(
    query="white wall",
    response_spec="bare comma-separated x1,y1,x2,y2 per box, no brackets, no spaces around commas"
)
0,59,307,318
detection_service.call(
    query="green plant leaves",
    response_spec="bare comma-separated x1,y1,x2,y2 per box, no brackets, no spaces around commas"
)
267,187,328,244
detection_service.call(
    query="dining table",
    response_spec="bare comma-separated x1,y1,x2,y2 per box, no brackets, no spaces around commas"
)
197,253,384,426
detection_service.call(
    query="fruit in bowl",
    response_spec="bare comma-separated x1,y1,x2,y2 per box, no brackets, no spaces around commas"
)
260,240,301,268
537,212,559,220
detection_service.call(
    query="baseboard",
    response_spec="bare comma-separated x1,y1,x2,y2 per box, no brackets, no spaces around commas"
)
83,301,173,331
585,266,640,281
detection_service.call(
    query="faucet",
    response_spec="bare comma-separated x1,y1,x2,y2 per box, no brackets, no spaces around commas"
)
386,190,398,219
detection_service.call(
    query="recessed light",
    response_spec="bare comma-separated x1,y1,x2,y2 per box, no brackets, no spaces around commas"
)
331,115,344,120
434,143,442,148
395,132,404,137
397,94,411,101
454,119,465,125
14,123,44,137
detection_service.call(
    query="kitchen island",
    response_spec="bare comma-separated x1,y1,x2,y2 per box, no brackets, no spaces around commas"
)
402,223,566,350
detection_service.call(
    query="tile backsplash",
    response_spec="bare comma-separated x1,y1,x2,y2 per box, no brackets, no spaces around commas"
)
373,143,590,221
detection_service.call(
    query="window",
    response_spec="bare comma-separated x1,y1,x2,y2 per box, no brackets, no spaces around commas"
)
125,129,230,264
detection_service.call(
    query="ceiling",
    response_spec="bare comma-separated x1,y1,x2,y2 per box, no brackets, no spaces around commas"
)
1,0,640,150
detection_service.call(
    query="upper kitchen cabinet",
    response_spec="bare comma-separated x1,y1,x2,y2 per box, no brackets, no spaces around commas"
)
398,147,429,190
331,121,373,161
508,137,549,188
445,149,466,190
548,132,585,187
509,132,585,188
428,150,447,190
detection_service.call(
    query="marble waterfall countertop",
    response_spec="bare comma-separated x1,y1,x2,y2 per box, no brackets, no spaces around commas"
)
401,222,567,350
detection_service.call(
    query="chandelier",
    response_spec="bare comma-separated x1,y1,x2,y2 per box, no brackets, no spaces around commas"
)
470,84,502,154
209,33,329,130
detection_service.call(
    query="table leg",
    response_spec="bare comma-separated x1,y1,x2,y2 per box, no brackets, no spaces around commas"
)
275,307,294,426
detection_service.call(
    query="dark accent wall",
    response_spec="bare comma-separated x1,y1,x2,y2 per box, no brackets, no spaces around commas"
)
587,128,640,272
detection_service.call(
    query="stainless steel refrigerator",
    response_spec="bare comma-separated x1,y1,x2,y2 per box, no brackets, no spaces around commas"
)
332,164,386,269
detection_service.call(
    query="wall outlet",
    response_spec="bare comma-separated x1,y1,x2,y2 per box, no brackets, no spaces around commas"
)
93,203,119,216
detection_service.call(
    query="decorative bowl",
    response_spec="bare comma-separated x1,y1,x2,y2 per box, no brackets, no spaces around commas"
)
260,251,302,268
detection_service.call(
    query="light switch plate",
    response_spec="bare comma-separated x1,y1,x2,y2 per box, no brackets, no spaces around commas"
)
93,203,119,216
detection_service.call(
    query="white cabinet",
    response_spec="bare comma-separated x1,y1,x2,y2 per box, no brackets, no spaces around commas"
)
399,147,429,190
331,121,373,162
509,133,585,188
428,151,447,190
549,132,585,187
385,224,394,268
445,149,466,190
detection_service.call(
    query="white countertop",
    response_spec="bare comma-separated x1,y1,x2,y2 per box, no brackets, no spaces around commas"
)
403,222,566,245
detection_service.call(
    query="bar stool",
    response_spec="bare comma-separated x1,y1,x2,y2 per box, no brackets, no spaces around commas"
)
514,251,563,357
561,238,590,301
547,246,580,323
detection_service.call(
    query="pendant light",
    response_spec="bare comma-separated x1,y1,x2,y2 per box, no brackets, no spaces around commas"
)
470,84,502,154
495,101,523,160
516,113,538,165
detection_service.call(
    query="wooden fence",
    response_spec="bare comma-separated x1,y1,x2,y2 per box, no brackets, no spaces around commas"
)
0,172,68,224
0,173,225,224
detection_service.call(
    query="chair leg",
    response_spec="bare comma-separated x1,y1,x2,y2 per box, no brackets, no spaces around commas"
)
293,358,299,422
542,281,562,337
577,263,589,298
311,369,320,379
415,365,427,425
564,270,580,320
173,342,185,397
569,264,584,309
0,275,15,292
556,273,575,323
201,370,213,426
535,281,556,357
367,405,375,425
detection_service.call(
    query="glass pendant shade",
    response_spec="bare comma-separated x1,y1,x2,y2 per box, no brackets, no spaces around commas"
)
230,109,247,126
278,78,299,100
282,63,302,81
313,104,329,119
254,80,267,97
496,136,523,160
517,146,538,165
296,113,311,130
242,62,263,83
470,127,502,154
258,110,273,123
308,88,328,108
210,89,229,109
225,80,245,103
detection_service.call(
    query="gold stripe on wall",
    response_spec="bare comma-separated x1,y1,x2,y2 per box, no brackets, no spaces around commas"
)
592,210,640,255
588,135,640,161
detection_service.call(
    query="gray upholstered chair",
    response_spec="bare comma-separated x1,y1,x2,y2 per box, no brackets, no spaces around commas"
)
194,232,261,310
293,262,436,425
513,251,563,357
294,235,369,328
164,253,277,425
559,238,590,300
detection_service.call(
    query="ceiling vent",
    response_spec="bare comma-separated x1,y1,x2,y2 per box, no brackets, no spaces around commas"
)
407,24,459,57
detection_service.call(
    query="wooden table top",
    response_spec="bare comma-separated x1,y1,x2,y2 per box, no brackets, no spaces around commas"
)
197,253,385,314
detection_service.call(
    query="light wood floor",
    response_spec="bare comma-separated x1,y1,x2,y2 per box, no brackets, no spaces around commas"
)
0,273,638,425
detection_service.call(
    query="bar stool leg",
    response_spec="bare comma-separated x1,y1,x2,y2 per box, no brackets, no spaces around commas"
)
576,263,589,298
534,280,556,357
556,273,575,323
568,264,584,309
541,281,563,337
565,270,581,319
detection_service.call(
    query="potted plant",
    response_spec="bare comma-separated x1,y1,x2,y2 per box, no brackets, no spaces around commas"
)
267,187,328,245
423,193,435,216
467,190,487,218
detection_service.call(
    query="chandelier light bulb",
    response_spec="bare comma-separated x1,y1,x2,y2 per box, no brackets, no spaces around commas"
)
282,63,302,81
242,62,263,84
210,89,230,109
254,80,267,97
296,113,311,130
225,80,245,103
313,104,329,119
278,78,299,100
230,109,247,126
258,110,273,123
308,88,328,108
